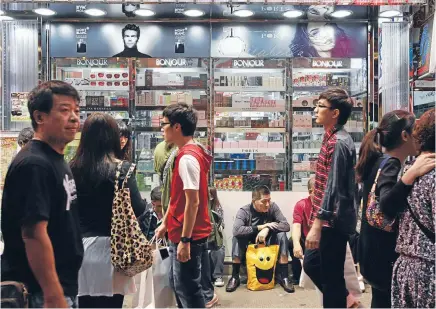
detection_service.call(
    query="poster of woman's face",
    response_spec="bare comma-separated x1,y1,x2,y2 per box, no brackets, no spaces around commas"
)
306,5,335,20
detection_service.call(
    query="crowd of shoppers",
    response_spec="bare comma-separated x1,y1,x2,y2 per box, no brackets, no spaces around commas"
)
1,80,434,309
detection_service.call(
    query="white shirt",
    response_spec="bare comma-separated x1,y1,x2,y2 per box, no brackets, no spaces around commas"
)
178,154,200,190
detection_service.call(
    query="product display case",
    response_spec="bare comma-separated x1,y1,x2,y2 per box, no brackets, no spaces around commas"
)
133,58,210,192
212,59,289,191
52,58,132,161
291,58,367,191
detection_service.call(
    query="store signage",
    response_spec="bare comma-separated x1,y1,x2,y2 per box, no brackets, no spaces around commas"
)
155,58,187,67
312,59,345,68
76,58,109,67
414,91,435,106
241,149,260,153
233,60,265,68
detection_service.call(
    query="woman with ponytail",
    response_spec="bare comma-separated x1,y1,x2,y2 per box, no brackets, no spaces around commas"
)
356,110,435,308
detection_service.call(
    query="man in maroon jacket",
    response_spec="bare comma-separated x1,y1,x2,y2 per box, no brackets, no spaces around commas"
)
155,103,212,308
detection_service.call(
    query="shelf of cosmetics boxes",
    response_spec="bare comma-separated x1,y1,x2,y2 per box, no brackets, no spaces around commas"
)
292,71,352,91
213,70,286,92
135,90,208,111
213,155,286,192
133,109,208,132
58,67,130,91
214,91,286,112
215,114,286,133
136,67,208,90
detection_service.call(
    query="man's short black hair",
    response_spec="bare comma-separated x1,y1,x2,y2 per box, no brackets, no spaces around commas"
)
27,81,80,130
319,88,352,125
150,186,162,202
17,127,34,147
162,103,198,137
252,185,271,201
122,24,140,38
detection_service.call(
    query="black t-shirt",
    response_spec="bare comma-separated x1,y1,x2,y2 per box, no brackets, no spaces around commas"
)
1,140,84,296
250,204,267,227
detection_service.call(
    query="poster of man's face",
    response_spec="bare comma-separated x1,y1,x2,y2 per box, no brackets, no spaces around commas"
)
124,29,139,49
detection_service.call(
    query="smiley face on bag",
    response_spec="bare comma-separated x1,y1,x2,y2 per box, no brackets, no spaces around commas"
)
252,246,276,284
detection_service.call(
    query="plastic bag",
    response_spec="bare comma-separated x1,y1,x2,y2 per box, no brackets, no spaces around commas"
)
246,244,279,291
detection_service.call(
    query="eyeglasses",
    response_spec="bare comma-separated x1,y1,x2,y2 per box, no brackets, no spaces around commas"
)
160,122,171,127
315,104,334,109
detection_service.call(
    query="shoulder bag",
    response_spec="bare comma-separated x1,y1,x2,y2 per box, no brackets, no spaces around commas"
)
406,202,435,242
111,161,153,277
0,281,28,308
366,156,397,232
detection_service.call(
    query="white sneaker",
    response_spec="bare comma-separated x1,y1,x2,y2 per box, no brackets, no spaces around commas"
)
214,277,225,287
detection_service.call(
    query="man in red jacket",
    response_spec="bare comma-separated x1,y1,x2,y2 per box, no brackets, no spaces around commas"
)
155,103,212,308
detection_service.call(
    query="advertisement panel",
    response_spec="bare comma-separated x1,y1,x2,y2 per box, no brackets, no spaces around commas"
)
50,23,211,58
10,93,30,122
417,16,434,76
211,23,367,58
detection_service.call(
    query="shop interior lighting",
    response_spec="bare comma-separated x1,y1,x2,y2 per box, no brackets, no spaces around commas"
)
134,9,155,17
0,10,4,15
330,10,353,18
378,17,392,23
0,15,13,20
84,8,107,17
379,10,401,17
283,10,304,18
232,9,254,17
33,8,57,16
183,9,205,17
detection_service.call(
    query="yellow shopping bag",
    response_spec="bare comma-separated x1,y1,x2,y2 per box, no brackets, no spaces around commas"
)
246,244,279,291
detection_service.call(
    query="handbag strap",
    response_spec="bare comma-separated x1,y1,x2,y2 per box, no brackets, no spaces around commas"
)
121,163,136,190
405,202,435,242
369,156,391,195
114,161,123,192
114,161,136,191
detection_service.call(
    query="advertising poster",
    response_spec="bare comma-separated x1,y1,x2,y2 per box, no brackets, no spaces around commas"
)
417,17,434,77
0,137,17,192
50,23,210,58
211,23,367,58
10,92,30,122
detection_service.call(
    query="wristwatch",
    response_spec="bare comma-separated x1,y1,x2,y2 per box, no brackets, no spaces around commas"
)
180,237,192,244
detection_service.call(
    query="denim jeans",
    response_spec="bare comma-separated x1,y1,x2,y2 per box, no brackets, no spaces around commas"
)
169,242,206,308
210,246,225,279
28,292,78,308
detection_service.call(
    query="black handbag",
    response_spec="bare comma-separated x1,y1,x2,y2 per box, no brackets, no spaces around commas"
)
1,281,29,308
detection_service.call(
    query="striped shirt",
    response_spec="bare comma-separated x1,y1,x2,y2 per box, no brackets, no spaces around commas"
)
309,126,339,228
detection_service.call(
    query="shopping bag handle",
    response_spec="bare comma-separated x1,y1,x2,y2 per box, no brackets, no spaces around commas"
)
155,237,168,248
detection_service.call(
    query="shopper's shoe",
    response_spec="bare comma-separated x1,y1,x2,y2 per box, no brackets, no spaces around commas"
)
206,293,219,308
226,277,240,292
292,278,300,285
278,277,295,293
214,277,225,287
240,276,247,284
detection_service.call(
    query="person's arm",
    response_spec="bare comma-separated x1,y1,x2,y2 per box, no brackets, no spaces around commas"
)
270,203,290,232
292,201,304,247
233,208,257,237
181,189,200,239
19,164,67,308
292,223,302,248
22,222,67,308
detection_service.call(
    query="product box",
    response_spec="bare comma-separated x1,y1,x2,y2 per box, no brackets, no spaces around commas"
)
239,140,249,148
197,119,207,128
214,140,223,149
257,141,268,148
223,141,231,149
249,141,258,149
230,141,239,148
197,110,206,120
268,141,283,148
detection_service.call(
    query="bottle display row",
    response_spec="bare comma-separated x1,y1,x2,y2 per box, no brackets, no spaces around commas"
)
50,57,367,192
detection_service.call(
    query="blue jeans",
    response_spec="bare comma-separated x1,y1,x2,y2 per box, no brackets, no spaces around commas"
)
28,292,78,308
169,242,206,308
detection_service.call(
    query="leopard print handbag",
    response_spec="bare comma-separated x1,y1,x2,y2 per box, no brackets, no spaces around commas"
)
111,161,153,277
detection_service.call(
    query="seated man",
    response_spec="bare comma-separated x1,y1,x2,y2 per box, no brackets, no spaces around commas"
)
226,185,294,293
289,176,314,284
138,187,163,240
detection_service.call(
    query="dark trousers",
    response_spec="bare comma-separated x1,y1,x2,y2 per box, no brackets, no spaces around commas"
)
371,287,391,309
289,239,305,282
29,293,79,309
78,295,124,308
210,246,225,279
304,228,348,308
169,242,206,308
232,232,289,261
201,246,214,303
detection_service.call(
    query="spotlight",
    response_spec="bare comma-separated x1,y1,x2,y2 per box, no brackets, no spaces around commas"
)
379,10,401,17
330,10,353,18
233,9,254,17
84,8,106,17
33,8,57,16
283,10,304,18
183,9,204,17
134,9,155,17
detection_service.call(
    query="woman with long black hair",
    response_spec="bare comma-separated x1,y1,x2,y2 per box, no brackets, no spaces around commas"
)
71,113,146,308
356,110,434,308
117,120,133,162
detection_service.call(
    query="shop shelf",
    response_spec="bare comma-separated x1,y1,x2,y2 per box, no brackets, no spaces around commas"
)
214,106,286,113
80,106,128,112
214,86,286,92
136,86,207,91
214,127,286,133
293,127,364,134
215,170,285,174
135,105,207,111
292,86,350,92
135,127,207,132
214,148,285,154
292,106,363,112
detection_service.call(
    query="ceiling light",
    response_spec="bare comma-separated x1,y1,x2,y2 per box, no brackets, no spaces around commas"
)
233,9,254,17
0,16,13,21
84,8,106,17
283,10,304,18
134,9,155,17
330,10,353,18
33,8,56,16
0,10,4,15
379,10,401,17
183,9,204,17
378,17,391,23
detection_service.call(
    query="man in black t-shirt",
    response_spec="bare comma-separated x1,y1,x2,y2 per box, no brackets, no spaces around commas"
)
1,81,84,308
226,186,294,294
